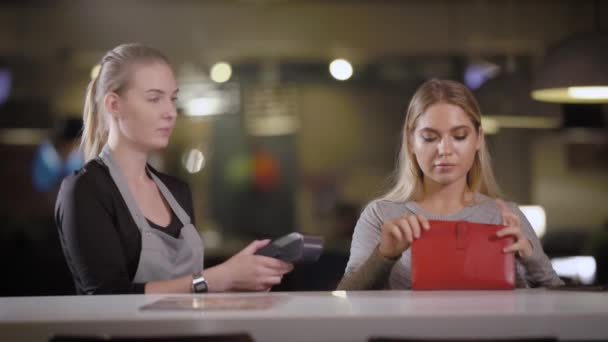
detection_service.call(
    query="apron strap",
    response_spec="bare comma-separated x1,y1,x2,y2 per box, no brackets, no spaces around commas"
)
147,170,191,226
99,145,193,231
99,145,152,232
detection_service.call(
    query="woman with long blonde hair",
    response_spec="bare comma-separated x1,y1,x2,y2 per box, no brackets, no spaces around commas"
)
338,79,562,290
56,43,292,294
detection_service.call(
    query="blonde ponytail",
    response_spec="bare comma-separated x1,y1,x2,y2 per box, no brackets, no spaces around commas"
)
81,74,107,161
79,43,170,162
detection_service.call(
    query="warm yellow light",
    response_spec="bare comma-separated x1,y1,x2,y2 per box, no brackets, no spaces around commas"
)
329,59,353,81
210,62,232,83
90,64,101,80
182,149,205,173
532,86,608,104
481,117,500,135
0,128,48,145
483,116,561,130
568,86,608,99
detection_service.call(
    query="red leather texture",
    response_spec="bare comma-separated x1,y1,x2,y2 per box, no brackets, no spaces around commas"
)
411,220,515,290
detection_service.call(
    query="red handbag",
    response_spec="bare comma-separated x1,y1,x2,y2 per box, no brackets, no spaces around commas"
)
411,220,515,290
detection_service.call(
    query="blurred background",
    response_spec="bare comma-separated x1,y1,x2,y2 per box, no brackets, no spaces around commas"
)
0,0,606,295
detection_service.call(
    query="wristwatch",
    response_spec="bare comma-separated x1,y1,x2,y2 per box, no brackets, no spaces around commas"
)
192,271,208,293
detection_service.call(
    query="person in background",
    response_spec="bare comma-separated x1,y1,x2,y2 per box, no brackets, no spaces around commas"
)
56,43,292,294
32,118,84,193
338,79,563,290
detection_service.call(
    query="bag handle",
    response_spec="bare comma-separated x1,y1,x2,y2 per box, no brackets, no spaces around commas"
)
456,222,468,250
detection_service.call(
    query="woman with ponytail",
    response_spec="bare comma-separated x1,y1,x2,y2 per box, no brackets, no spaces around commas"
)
56,43,292,294
337,79,563,290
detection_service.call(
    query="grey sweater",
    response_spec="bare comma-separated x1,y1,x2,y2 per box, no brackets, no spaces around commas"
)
338,193,564,290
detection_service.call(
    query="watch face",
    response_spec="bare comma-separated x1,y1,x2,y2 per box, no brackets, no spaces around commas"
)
193,277,208,293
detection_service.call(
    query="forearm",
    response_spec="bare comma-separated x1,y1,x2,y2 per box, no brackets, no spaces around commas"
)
337,245,398,290
144,264,233,294
144,274,194,294
514,207,564,287
519,236,564,287
521,250,564,287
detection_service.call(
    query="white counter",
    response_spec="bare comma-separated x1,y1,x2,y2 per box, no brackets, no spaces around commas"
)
1,289,607,341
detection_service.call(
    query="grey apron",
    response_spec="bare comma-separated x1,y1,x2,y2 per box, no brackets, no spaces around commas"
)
99,146,204,283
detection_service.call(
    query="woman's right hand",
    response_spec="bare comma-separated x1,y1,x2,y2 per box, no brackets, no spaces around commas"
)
378,213,430,259
220,240,294,292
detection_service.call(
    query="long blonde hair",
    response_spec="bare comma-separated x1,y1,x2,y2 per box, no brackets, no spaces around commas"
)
382,79,501,202
81,43,170,161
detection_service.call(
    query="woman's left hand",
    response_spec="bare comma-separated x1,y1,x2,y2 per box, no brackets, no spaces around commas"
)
495,199,533,259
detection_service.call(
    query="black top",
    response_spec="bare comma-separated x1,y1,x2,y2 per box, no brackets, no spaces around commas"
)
146,212,181,238
55,158,195,295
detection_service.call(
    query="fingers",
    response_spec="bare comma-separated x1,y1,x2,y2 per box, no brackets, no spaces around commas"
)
380,213,429,258
386,222,405,243
261,275,283,286
503,242,520,254
496,226,521,238
499,229,533,258
502,239,529,254
254,280,279,292
254,271,286,291
231,244,292,291
495,198,509,215
251,276,282,292
503,211,521,228
417,214,431,231
495,199,511,226
253,264,288,278
245,264,288,291
399,214,429,240
495,199,522,228
507,210,521,227
255,255,293,273
406,215,422,239
396,218,413,243
379,222,407,258
239,239,271,256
